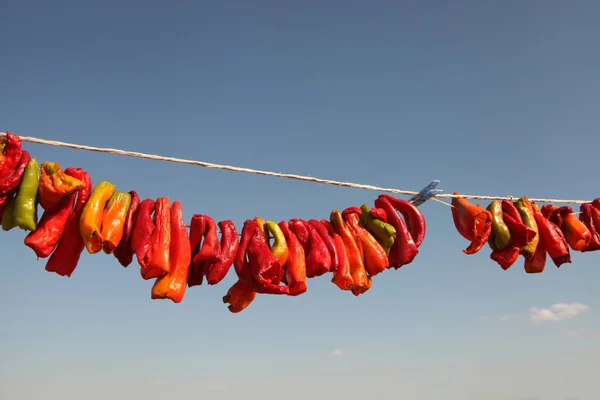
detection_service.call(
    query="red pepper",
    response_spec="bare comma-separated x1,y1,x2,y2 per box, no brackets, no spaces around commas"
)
187,215,206,287
205,221,239,285
25,194,76,258
44,169,92,277
378,194,427,247
450,193,492,255
278,221,307,296
370,207,387,223
188,215,222,286
490,246,520,271
579,203,600,252
113,190,140,267
130,199,156,270
341,206,362,219
550,206,591,252
308,219,340,272
288,218,310,252
0,133,23,180
302,221,332,278
141,197,171,280
374,196,418,268
344,210,389,276
223,280,256,313
0,150,31,197
532,205,571,267
322,219,353,291
524,238,547,274
193,215,221,263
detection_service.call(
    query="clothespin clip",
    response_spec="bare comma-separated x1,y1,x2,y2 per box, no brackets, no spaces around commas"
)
410,180,443,207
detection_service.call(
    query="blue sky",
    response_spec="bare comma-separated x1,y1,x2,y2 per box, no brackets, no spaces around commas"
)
2,1,600,399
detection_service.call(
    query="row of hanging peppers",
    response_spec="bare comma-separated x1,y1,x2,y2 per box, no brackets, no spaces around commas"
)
0,133,428,313
451,194,600,272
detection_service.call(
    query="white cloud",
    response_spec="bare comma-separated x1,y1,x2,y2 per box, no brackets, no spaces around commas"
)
331,349,344,356
529,302,589,323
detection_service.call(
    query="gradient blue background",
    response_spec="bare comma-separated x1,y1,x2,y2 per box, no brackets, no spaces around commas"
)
1,1,599,399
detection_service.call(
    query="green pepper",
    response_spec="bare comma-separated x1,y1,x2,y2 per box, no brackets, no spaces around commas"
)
359,204,396,255
2,197,17,231
2,158,40,231
487,200,511,250
515,197,539,258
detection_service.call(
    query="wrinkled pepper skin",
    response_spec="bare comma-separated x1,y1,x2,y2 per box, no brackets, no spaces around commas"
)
193,215,221,264
265,221,289,266
223,280,256,313
359,204,395,255
344,211,389,277
44,168,92,277
253,216,271,243
142,197,171,280
532,204,571,267
25,194,76,258
487,200,511,250
113,190,141,267
551,206,591,252
524,239,546,274
100,191,132,254
330,210,370,296
187,214,206,287
151,201,192,303
322,219,353,291
80,180,116,254
490,246,520,271
288,218,310,252
378,194,426,247
11,157,40,231
278,221,307,296
370,207,387,223
130,199,155,270
450,193,492,255
302,221,332,278
308,219,339,272
374,196,419,267
500,201,537,248
0,150,31,197
205,220,239,285
37,162,85,210
579,203,600,252
0,133,23,179
515,198,539,258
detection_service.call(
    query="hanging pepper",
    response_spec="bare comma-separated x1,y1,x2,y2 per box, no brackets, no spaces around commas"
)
193,215,221,263
141,197,171,280
524,238,547,274
205,220,239,285
11,157,40,232
0,150,31,197
130,199,155,270
541,204,559,219
0,132,23,180
374,196,419,267
322,219,353,291
79,180,115,254
151,201,192,303
0,137,6,170
532,204,571,267
450,193,492,255
344,209,389,277
44,168,92,277
278,221,307,296
265,221,289,266
302,221,332,278
25,194,76,258
37,162,85,210
253,216,271,243
486,200,511,250
308,219,340,272
113,190,141,267
359,204,396,255
187,214,206,287
378,195,427,247
514,198,539,258
100,191,132,254
1,198,17,231
330,210,370,296
579,203,600,252
288,218,310,251
500,200,537,248
0,189,16,221
548,206,591,252
223,280,257,313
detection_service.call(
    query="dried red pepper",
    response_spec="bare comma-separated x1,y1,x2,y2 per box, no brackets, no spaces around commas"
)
151,201,192,303
100,191,132,254
44,168,92,277
378,194,426,247
205,220,239,285
288,218,310,252
344,209,389,276
524,238,547,274
549,206,591,252
302,220,331,278
142,197,171,280
37,162,85,210
322,219,353,291
223,280,256,313
130,198,155,270
113,190,141,267
278,221,307,296
187,214,206,287
0,150,31,197
25,194,76,258
187,214,222,286
500,200,537,248
370,207,387,223
193,215,221,263
0,133,23,180
308,219,339,272
450,193,492,255
579,203,600,252
374,196,418,268
532,204,571,267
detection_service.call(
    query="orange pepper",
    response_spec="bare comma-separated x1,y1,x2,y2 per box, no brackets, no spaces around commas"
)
79,181,115,254
451,192,492,255
344,210,389,277
100,191,132,254
38,162,85,210
223,280,257,313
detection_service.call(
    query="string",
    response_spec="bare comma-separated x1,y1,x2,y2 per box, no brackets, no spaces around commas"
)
0,132,593,205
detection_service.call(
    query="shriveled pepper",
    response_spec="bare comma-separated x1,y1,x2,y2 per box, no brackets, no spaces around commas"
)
193,215,221,264
80,180,115,254
100,191,132,254
130,198,155,270
0,189,16,222
187,214,207,287
37,162,85,210
142,197,171,280
302,221,332,278
44,168,92,277
223,280,257,313
0,132,23,179
378,194,427,247
288,218,310,252
330,210,370,296
253,216,270,243
1,197,17,231
0,150,31,197
359,204,396,255
374,196,419,267
151,201,192,303
579,203,600,252
113,190,141,267
344,209,389,277
265,221,289,266
549,206,591,252
514,198,539,258
278,221,307,296
308,219,339,272
487,200,511,250
322,219,353,291
532,203,571,267
205,220,239,285
450,193,492,255
524,238,546,274
500,200,537,248
370,207,387,223
25,193,76,258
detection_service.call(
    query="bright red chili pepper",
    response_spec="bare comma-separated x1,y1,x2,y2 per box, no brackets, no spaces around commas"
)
0,133,23,180
579,203,600,252
450,193,492,255
532,205,571,268
205,220,239,285
378,194,426,247
308,219,340,272
25,193,76,258
322,219,353,292
130,199,156,270
113,190,140,267
374,196,418,268
278,221,307,296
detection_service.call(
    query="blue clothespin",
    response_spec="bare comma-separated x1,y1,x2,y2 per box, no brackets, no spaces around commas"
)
410,180,443,207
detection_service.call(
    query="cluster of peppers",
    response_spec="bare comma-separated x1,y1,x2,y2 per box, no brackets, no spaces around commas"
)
452,192,600,273
0,133,428,313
